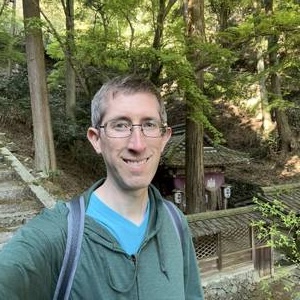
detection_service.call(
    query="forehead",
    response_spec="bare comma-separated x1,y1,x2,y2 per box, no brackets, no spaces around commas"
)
103,92,161,121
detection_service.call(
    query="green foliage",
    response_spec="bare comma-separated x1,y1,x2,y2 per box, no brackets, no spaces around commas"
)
268,97,295,111
43,0,235,144
46,40,65,61
0,31,24,65
160,47,222,140
0,5,25,67
0,67,29,99
253,196,300,264
2,0,300,173
49,87,89,147
0,68,32,126
220,22,254,45
23,17,44,31
83,0,140,14
257,268,300,300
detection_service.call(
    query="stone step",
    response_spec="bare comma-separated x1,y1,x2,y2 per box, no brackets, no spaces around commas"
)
0,145,56,251
0,192,42,228
0,210,39,228
0,156,11,167
0,168,17,182
0,154,5,163
0,227,18,250
0,181,30,201
0,200,43,214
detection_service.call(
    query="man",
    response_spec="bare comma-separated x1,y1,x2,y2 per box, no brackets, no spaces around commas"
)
0,75,204,299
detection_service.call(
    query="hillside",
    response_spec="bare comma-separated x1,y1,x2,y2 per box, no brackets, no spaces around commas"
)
211,100,300,187
0,121,97,200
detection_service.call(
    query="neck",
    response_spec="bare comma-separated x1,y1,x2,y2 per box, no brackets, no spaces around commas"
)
95,180,149,225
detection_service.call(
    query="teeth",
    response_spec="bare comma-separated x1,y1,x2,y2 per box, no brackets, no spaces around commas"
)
125,159,147,165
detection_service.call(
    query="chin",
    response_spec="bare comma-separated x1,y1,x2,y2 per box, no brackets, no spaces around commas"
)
123,179,152,191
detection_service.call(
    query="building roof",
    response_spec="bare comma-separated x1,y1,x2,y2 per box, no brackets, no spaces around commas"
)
162,124,250,168
257,183,300,213
187,206,261,237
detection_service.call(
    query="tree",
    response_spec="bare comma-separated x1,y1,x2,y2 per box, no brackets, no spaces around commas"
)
60,0,76,121
0,0,9,17
16,0,300,187
0,0,24,68
264,0,298,154
183,0,206,213
149,0,177,84
22,0,57,173
39,0,85,118
208,0,300,155
253,0,274,139
6,0,16,76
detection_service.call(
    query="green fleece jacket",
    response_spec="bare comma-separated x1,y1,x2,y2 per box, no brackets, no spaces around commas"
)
0,180,204,299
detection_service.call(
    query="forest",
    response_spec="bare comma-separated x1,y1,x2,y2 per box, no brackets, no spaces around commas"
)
1,1,300,297
0,0,300,214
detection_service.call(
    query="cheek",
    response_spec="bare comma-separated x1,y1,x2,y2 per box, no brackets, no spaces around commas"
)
159,140,169,153
100,143,120,160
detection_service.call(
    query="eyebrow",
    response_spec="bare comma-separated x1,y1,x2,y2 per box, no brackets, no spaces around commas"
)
105,116,161,123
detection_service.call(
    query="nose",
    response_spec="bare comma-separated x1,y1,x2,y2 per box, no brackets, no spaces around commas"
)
127,126,146,152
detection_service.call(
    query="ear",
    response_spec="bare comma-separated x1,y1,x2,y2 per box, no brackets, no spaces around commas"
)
87,127,102,154
160,127,172,152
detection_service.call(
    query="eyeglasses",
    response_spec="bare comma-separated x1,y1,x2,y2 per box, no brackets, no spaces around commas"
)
98,119,167,138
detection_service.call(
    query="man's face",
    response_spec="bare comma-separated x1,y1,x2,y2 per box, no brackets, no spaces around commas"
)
88,92,171,192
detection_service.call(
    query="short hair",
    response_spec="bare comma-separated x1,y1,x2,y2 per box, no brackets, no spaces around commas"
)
91,75,168,127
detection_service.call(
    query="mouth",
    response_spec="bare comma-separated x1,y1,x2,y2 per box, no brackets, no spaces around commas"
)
123,158,149,165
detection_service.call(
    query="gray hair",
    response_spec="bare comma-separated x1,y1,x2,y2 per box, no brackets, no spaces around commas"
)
91,75,168,127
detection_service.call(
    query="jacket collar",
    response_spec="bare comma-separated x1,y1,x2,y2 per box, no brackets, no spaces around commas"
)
82,179,166,245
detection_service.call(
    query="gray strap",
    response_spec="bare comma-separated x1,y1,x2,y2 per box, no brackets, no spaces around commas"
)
163,199,184,249
53,196,85,300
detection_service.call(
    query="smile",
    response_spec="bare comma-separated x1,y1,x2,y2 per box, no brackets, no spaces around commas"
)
123,158,149,165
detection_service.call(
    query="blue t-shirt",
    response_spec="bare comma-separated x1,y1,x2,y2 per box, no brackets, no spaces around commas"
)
86,192,150,255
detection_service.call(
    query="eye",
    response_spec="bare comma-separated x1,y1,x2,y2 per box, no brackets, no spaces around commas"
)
110,120,131,131
143,120,159,130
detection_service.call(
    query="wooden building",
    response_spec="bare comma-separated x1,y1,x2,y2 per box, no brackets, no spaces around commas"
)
257,183,300,212
187,206,272,278
157,124,249,212
256,183,300,269
185,182,300,279
156,124,274,279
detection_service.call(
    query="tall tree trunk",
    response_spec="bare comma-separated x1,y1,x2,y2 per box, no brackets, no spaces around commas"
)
185,116,205,213
256,41,274,138
63,0,76,121
23,0,57,173
209,0,230,46
253,0,274,138
7,0,16,76
184,0,206,213
265,0,297,153
0,0,9,17
38,5,90,98
150,0,176,84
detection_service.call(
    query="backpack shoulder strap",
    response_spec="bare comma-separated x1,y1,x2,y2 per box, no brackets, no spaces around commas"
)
53,195,85,300
162,199,184,249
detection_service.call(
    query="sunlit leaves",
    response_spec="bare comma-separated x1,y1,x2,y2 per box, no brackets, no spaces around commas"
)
254,196,300,264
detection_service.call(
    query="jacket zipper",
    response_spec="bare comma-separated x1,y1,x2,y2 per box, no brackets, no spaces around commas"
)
131,254,137,265
130,255,139,298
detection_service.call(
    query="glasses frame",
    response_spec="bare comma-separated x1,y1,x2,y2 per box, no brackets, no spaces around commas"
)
97,120,168,138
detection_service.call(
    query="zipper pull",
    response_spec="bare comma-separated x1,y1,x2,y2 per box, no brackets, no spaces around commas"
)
131,254,137,265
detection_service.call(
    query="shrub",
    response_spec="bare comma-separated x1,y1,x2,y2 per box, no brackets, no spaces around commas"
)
253,197,300,264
